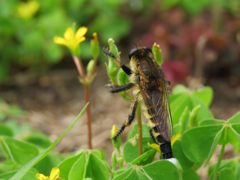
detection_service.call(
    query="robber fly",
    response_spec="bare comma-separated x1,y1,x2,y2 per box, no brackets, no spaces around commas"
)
108,47,173,159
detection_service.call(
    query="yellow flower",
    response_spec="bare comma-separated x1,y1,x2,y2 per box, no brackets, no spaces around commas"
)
17,0,40,20
36,167,60,180
53,26,88,55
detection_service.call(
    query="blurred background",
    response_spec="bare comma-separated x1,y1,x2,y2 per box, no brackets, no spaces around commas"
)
0,0,240,155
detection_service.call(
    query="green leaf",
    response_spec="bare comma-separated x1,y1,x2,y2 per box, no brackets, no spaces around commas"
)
123,137,153,163
192,87,213,107
58,153,81,179
9,103,88,180
208,159,239,180
183,169,199,180
181,125,223,164
170,93,192,124
228,112,240,124
86,153,110,179
24,133,52,148
205,127,224,163
128,123,151,139
228,125,240,150
68,152,89,179
0,136,39,164
191,96,213,123
0,125,13,136
0,160,18,173
189,105,201,127
114,166,153,180
200,119,224,126
35,153,62,175
143,160,180,180
178,107,190,133
0,169,37,180
172,140,194,169
131,149,156,165
114,160,180,180
69,151,110,180
172,85,189,95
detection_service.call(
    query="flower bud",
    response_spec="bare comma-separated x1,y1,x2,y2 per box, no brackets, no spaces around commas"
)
152,43,163,66
91,33,99,59
108,38,119,58
111,125,121,150
87,59,95,75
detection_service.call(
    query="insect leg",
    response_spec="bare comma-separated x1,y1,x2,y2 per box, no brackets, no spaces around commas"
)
121,65,132,75
102,47,116,58
113,100,138,140
103,47,132,75
160,142,173,159
110,83,134,93
149,128,157,143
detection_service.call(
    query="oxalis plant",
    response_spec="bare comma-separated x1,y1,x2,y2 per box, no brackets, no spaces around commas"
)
54,25,100,149
0,37,239,179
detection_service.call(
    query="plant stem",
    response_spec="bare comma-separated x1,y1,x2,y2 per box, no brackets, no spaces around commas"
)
136,103,142,155
83,85,93,149
213,143,226,180
73,55,85,77
72,55,93,149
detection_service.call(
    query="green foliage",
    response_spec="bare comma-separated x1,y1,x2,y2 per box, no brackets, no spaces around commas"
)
161,0,239,15
0,0,130,82
113,160,180,180
59,150,110,180
0,103,87,179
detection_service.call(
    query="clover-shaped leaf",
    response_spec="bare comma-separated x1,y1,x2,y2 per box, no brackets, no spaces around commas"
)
181,112,240,164
113,160,180,180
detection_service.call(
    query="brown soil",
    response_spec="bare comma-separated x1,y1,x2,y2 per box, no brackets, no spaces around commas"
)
1,66,240,157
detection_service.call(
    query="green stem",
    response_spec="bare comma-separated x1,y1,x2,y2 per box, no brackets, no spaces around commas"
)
84,85,93,149
213,143,226,180
136,103,142,155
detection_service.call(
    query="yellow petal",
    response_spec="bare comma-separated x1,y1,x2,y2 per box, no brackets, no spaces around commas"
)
76,37,86,44
36,173,48,180
64,27,74,40
76,27,88,39
53,37,67,46
49,167,60,180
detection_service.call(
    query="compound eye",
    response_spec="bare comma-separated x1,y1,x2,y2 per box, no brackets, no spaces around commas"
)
128,48,138,59
143,47,152,53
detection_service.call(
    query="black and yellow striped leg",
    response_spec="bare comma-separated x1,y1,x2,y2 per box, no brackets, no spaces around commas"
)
113,100,138,140
110,83,134,93
149,128,157,144
121,65,132,75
